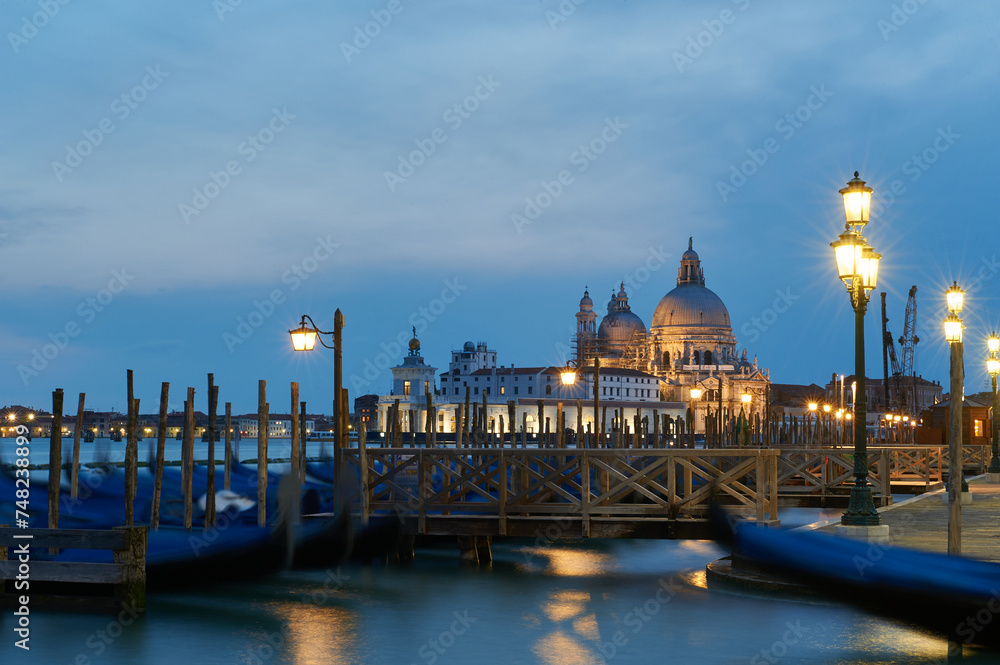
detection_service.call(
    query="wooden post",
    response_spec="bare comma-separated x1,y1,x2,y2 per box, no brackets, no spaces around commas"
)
333,309,345,488
508,401,517,449
464,385,472,442
600,406,607,448
224,402,232,491
206,377,218,528
258,380,268,528
290,382,300,482
71,392,85,499
592,358,601,450
300,400,308,483
557,402,564,448
113,525,148,611
652,410,659,449
536,400,544,448
126,397,139,527
48,389,64,530
481,390,488,446
149,383,169,530
184,389,195,530
456,403,464,448
425,384,433,446
359,425,369,525
576,400,583,449
340,386,350,469
396,400,405,447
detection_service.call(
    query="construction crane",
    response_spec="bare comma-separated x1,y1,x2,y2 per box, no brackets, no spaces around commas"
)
899,286,919,417
880,287,920,416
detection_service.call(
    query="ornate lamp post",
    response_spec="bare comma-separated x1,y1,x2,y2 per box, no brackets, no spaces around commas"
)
740,391,751,446
986,334,1000,480
289,311,346,480
831,172,883,529
943,282,967,553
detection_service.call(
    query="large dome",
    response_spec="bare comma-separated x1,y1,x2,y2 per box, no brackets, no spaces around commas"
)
599,309,646,342
651,284,730,328
651,238,731,329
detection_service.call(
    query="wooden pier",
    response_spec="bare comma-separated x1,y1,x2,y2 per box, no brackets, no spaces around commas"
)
0,526,147,611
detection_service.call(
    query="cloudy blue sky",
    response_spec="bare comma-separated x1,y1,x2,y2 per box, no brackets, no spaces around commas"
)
2,1,999,415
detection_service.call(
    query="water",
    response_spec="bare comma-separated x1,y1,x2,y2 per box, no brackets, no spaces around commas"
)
0,438,989,663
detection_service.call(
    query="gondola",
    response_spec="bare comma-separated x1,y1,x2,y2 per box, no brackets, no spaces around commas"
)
725,515,1000,648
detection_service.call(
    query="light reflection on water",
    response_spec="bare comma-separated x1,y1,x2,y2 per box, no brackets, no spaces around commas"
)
10,536,994,664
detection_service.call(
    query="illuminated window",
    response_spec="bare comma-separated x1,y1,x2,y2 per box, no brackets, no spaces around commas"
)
500,386,505,395
403,381,411,397
975,420,983,437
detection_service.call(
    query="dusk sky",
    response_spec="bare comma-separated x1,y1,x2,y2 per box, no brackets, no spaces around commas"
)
2,2,999,415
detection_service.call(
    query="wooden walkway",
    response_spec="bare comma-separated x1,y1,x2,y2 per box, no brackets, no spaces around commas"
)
814,476,1000,562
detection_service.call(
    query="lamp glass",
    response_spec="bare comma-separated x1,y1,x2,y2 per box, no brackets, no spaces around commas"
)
741,392,752,404
860,247,880,291
944,315,963,344
808,402,818,411
989,334,1000,355
946,282,964,315
690,388,702,400
988,357,1000,377
831,231,862,283
840,174,873,226
290,327,317,351
561,370,577,386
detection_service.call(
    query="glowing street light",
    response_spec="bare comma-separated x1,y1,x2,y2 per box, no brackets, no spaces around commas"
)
986,333,1000,479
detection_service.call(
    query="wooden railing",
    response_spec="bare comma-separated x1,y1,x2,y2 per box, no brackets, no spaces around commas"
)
344,448,779,536
0,526,146,610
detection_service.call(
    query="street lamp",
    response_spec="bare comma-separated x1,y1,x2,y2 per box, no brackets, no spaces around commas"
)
943,282,966,552
986,333,1000,479
689,387,702,448
831,171,882,530
289,310,346,480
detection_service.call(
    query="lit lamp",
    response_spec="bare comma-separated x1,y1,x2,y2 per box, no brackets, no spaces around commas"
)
943,282,967,551
689,388,702,448
561,359,579,386
289,310,346,484
831,171,882,531
986,333,1000,479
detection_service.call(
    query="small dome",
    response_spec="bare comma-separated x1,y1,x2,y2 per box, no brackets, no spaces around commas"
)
682,236,699,261
599,310,646,342
463,341,475,352
579,289,593,311
409,337,421,351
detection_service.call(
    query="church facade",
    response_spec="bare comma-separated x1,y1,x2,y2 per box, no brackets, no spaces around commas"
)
573,239,770,432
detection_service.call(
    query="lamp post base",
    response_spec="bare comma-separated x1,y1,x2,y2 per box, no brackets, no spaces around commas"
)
989,472,1000,484
833,524,890,543
841,484,880,527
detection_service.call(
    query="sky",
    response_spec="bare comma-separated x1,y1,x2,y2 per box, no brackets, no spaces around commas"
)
2,1,999,416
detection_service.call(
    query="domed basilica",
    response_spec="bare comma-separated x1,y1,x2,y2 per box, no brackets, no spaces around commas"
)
573,238,769,419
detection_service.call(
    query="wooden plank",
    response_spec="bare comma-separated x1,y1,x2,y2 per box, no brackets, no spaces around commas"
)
0,528,126,549
0,561,123,584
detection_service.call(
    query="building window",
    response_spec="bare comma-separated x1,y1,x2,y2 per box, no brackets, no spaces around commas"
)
404,381,411,397
693,351,701,365
475,388,479,395
545,385,552,395
704,351,712,365
528,386,533,394
626,388,630,397
663,351,670,366
975,420,984,437
455,388,459,395
500,386,505,395
486,387,491,395
514,387,519,395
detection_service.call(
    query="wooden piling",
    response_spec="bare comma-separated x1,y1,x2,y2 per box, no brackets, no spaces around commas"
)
126,397,139,527
183,390,195,530
152,383,169,529
508,401,517,448
464,386,472,442
224,402,232,491
395,400,404,447
71,392,85,499
556,402,564,448
425,385,432,446
576,400,583,449
48,389,64,530
290,382,300,482
299,400,308,483
206,378,218,528
258,380,268,528
456,403,464,448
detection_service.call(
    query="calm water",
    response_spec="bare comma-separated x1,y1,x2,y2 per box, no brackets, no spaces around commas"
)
0,438,990,663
